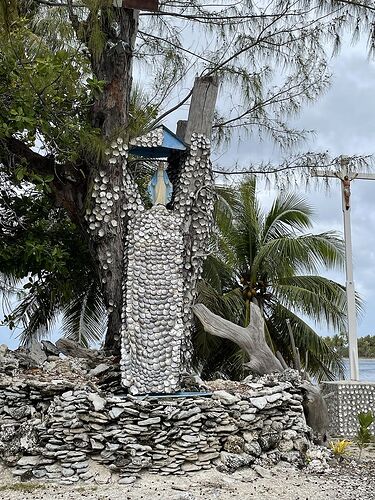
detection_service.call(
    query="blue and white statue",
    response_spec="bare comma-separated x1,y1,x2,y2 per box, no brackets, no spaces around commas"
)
147,162,173,206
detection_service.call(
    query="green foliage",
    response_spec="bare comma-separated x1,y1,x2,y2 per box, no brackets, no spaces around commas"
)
194,178,349,381
0,7,103,165
356,411,374,459
0,175,105,345
324,334,375,358
357,336,375,358
128,83,159,139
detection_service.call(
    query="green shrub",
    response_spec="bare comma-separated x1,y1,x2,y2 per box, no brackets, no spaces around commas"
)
356,411,374,459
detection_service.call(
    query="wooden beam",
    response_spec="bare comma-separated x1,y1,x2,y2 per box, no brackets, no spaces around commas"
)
121,0,159,11
183,76,219,144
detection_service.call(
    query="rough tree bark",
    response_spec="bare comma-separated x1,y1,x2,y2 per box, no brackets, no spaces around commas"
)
63,6,140,351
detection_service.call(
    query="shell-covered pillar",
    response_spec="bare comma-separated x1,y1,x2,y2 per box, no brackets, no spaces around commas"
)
119,127,187,394
172,76,219,368
173,133,215,367
117,77,218,394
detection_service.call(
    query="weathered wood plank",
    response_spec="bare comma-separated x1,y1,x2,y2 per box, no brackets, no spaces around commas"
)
122,0,159,11
183,76,219,144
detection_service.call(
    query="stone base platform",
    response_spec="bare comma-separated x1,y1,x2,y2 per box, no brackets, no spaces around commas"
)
0,371,312,484
322,380,375,437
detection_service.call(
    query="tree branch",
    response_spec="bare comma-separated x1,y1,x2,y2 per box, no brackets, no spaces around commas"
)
3,137,55,175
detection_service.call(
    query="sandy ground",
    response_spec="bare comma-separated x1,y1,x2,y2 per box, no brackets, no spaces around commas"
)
1,445,375,500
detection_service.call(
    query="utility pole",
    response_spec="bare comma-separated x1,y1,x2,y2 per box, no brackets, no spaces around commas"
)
312,156,375,381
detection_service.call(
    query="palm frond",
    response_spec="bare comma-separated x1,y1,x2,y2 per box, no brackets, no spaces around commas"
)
265,302,345,381
61,283,106,347
252,231,344,280
193,280,248,379
199,180,348,381
273,275,362,331
11,279,62,346
262,192,313,243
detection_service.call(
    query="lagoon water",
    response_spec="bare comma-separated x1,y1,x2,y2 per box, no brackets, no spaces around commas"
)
342,358,375,381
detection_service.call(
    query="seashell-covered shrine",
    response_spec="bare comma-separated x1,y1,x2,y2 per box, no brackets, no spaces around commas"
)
83,76,219,395
83,125,216,395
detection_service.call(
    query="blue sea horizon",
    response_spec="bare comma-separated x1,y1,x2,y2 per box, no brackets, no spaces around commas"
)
342,358,375,382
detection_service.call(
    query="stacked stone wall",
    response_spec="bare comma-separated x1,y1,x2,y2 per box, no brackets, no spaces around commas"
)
0,375,311,484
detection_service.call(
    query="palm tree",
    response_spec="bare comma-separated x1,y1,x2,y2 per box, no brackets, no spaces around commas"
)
0,201,106,348
195,177,355,381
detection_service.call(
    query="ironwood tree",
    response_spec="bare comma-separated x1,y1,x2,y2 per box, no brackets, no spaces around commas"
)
1,0,374,351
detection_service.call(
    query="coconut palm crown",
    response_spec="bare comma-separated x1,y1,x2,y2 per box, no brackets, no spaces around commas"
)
196,177,354,381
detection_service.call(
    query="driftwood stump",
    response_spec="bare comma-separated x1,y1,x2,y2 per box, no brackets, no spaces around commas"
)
193,302,283,374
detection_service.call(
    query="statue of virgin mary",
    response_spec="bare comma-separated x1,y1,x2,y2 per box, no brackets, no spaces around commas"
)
147,162,173,206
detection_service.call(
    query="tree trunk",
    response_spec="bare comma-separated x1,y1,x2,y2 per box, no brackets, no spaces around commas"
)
91,9,139,136
85,8,139,352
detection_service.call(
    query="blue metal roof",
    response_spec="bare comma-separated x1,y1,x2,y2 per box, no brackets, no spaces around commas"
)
129,125,187,159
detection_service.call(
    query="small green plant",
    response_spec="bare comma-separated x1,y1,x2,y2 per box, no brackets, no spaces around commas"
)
356,411,374,460
329,439,352,461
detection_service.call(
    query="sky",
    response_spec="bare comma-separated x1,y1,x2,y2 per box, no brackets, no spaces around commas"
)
287,42,375,339
2,34,375,349
219,39,375,339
